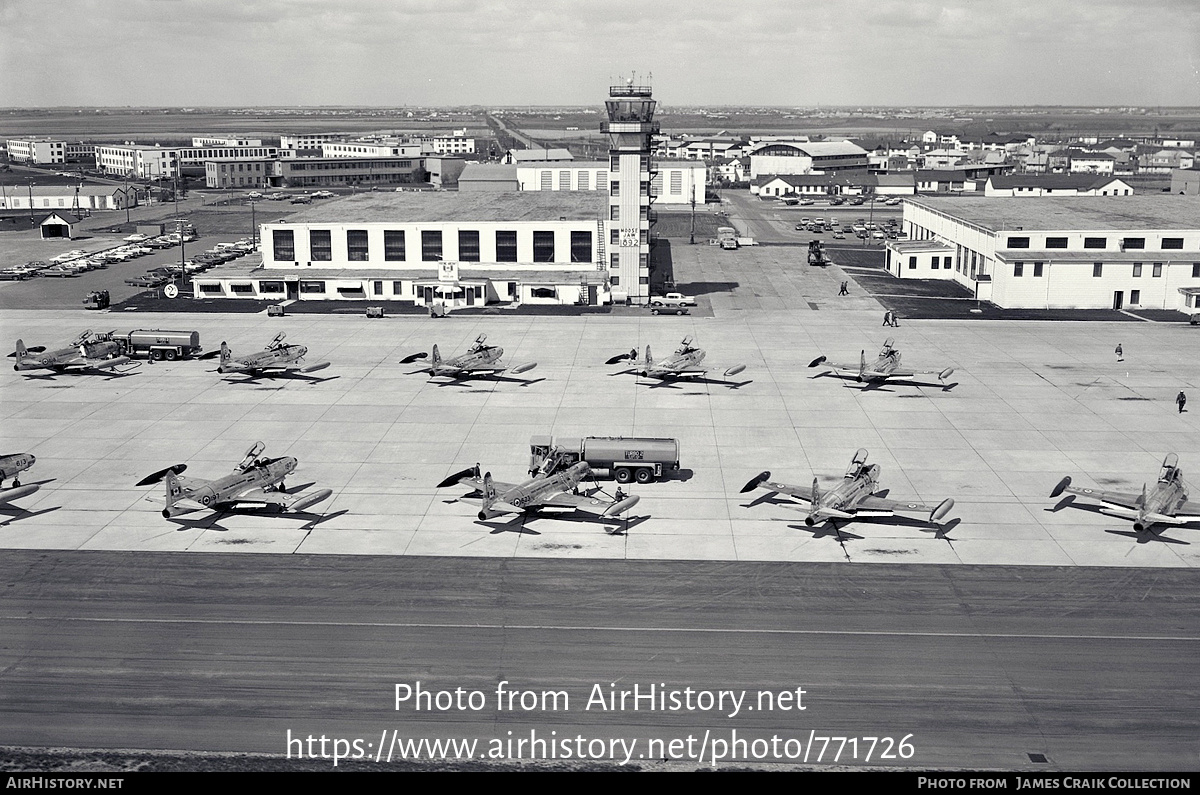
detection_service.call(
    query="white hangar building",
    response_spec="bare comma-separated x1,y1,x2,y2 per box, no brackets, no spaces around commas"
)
194,192,611,307
886,196,1200,313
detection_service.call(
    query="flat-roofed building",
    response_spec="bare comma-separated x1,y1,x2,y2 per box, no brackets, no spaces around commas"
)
205,159,274,188
192,137,262,147
94,143,178,179
458,163,520,192
887,195,1200,313
194,192,610,307
178,144,279,174
270,156,425,188
321,142,422,159
6,138,66,165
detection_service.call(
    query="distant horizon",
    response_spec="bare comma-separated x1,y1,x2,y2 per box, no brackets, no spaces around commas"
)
5,104,1200,112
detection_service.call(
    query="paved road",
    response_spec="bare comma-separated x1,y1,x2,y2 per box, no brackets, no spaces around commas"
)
1,551,1196,770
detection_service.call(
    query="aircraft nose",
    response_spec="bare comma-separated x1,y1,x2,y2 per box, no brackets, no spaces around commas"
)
27,455,35,467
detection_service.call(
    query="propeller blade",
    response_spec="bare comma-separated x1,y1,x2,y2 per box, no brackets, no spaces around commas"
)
136,463,187,487
740,471,772,493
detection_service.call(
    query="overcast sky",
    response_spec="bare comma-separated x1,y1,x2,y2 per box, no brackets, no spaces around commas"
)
2,0,1197,107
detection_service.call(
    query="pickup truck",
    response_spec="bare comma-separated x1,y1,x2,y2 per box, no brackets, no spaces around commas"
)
649,292,697,308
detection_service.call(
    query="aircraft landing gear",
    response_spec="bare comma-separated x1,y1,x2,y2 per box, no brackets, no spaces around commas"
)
11,479,19,488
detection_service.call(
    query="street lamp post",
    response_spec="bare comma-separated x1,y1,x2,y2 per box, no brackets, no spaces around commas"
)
249,199,258,247
27,180,34,226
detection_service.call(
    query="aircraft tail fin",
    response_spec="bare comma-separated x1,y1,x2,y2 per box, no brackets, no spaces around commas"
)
431,344,441,366
860,350,866,377
804,477,822,525
478,471,499,520
219,341,231,364
644,345,653,374
162,470,189,517
15,339,26,360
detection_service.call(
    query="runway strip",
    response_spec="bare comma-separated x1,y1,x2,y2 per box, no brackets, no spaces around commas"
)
2,551,1198,770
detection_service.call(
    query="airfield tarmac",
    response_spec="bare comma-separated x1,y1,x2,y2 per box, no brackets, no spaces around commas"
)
1,306,1198,567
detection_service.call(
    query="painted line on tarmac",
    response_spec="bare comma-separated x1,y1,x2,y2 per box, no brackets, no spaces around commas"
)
4,614,1198,643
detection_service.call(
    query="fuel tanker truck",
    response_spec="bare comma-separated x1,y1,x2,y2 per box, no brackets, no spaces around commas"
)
529,435,681,484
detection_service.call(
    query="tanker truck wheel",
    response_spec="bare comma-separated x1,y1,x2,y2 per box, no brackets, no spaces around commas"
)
635,468,652,484
152,350,163,361
165,349,177,361
614,467,633,484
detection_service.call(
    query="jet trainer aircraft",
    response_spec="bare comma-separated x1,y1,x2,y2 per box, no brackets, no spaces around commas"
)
203,333,330,377
808,337,954,389
741,448,955,535
0,452,39,504
400,334,537,381
136,441,332,519
606,335,747,386
11,330,136,375
437,461,640,529
1050,453,1200,541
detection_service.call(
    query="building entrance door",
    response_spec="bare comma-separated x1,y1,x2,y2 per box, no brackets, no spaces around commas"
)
1112,291,1124,310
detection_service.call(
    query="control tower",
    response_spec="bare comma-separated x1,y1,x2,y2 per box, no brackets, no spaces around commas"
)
601,80,658,304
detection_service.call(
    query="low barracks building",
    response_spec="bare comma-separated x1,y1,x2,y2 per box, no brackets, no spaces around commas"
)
194,192,610,306
887,196,1200,313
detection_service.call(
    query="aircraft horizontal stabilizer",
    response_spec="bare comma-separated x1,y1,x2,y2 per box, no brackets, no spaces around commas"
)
603,494,641,516
0,484,39,503
437,465,481,489
509,362,537,375
807,356,827,368
931,498,955,523
725,364,747,378
136,463,188,487
1049,476,1072,498
299,361,331,374
740,471,772,493
400,352,429,364
287,488,333,513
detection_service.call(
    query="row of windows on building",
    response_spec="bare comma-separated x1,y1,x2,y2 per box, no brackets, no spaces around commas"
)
272,229,594,263
908,256,1200,279
1007,235,1190,250
219,163,265,172
289,160,414,171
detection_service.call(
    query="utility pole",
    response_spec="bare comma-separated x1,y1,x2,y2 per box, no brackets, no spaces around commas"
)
249,199,257,247
27,179,34,226
689,184,696,245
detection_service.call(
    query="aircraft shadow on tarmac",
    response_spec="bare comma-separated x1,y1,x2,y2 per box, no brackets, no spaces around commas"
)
619,374,752,391
430,376,548,389
783,515,962,541
218,372,340,385
0,478,60,526
1046,496,1189,544
812,373,958,393
478,510,650,536
166,506,348,532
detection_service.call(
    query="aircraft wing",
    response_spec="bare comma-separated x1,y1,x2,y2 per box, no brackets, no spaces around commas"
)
742,476,815,508
1176,500,1200,517
455,475,521,493
221,486,333,512
810,360,860,375
854,495,943,517
538,490,621,514
1057,484,1142,510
